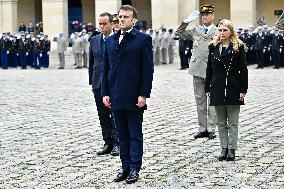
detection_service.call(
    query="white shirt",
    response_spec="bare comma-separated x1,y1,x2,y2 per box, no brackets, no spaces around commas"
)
119,28,133,44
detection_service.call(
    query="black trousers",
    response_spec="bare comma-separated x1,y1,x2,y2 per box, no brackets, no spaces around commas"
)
112,109,144,172
93,88,118,146
255,50,263,67
179,50,189,69
271,49,280,67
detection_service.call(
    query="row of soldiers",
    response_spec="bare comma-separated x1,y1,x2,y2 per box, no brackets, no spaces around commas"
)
0,32,51,69
148,28,176,65
238,25,284,69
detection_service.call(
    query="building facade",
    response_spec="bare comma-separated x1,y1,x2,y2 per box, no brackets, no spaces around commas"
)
0,0,283,39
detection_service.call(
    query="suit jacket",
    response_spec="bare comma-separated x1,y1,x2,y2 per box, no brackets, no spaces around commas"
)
89,34,104,89
205,43,248,106
101,28,154,110
175,22,218,78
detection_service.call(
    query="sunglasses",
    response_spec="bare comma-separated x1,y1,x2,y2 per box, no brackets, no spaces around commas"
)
218,29,230,32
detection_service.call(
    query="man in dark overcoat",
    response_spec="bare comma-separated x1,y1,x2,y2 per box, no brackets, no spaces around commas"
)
101,5,154,184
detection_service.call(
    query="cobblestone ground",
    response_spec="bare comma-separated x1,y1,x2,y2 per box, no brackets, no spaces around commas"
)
0,53,284,189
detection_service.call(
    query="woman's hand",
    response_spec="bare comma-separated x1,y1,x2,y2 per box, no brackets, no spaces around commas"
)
239,93,246,101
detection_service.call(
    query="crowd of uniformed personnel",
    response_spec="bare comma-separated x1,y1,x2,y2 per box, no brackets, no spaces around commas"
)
238,25,284,69
0,31,51,69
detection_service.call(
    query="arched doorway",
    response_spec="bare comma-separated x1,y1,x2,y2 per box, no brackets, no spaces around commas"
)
68,0,82,35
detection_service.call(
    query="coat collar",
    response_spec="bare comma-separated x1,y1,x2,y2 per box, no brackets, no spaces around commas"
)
114,28,138,39
213,42,234,59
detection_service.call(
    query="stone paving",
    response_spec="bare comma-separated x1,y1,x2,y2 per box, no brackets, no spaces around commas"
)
0,53,284,189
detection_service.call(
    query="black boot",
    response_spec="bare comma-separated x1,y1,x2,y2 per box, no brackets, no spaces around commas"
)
226,149,235,161
218,148,228,161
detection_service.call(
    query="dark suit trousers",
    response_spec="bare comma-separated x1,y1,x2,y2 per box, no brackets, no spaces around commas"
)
255,50,263,67
93,88,118,146
271,49,280,67
112,109,144,172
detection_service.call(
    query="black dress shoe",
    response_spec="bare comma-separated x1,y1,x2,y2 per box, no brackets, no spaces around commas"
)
110,145,120,156
208,132,216,139
273,66,280,69
218,148,228,161
125,170,139,184
113,169,130,182
96,144,112,155
226,149,235,161
194,131,208,139
74,66,82,69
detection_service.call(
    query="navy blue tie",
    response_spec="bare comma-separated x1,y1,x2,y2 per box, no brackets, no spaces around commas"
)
204,28,208,34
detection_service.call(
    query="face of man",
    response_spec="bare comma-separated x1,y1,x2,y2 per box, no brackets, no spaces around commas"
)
112,21,120,32
98,16,112,36
201,13,214,26
119,9,136,31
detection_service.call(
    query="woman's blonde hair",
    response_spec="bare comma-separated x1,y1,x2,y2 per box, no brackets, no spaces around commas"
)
211,19,244,51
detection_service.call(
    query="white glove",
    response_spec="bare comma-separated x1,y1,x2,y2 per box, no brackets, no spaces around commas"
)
7,51,9,54
250,47,253,50
26,52,29,56
183,10,200,24
17,53,19,56
47,51,50,55
40,53,42,57
82,52,84,55
280,48,282,53
268,47,271,51
263,49,266,53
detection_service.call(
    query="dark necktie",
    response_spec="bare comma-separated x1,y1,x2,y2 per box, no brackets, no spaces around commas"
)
204,28,208,34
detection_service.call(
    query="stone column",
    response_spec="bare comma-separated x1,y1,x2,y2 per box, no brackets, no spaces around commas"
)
230,0,256,28
95,0,121,27
151,0,178,30
41,0,68,38
0,0,18,33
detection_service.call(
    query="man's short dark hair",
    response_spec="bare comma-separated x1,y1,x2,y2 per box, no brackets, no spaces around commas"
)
119,5,138,19
99,12,113,23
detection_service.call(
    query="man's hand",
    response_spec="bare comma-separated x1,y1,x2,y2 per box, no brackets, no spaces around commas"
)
183,10,200,24
103,96,111,108
136,96,146,108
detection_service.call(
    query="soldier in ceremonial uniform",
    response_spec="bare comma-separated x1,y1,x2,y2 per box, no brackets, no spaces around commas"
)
168,29,176,64
18,33,28,69
175,4,218,139
246,27,256,65
262,25,271,67
72,32,83,69
81,30,89,68
11,36,19,68
153,30,161,65
0,33,12,69
160,28,168,64
42,35,51,68
254,26,265,68
27,33,36,67
54,33,68,69
269,28,283,69
178,37,192,70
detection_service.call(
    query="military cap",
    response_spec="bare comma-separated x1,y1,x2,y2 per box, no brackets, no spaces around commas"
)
263,25,268,29
200,4,214,14
244,29,248,32
257,26,263,30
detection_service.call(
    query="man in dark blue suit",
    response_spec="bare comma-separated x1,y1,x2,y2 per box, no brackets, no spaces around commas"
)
89,12,119,156
102,5,154,184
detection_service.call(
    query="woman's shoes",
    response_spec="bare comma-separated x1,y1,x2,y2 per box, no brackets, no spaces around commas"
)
218,148,228,161
218,148,235,161
226,149,235,161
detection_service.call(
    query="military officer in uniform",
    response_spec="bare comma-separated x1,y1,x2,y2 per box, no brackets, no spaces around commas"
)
153,30,161,65
160,28,169,64
262,25,271,67
54,33,68,69
255,26,265,69
81,29,90,68
175,4,218,139
168,29,176,64
270,27,283,69
72,32,83,69
18,33,28,69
